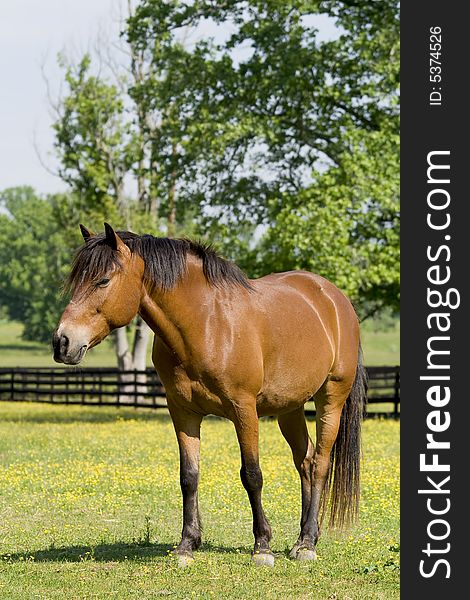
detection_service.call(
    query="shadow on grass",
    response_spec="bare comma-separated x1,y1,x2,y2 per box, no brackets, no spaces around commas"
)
2,540,250,563
2,541,174,563
0,404,173,425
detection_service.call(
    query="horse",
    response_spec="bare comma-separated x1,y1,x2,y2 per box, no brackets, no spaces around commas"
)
52,223,367,567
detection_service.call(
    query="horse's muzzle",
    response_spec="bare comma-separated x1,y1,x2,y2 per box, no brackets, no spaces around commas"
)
52,330,88,365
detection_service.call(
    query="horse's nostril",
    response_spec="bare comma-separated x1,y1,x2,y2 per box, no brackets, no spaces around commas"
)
60,334,69,354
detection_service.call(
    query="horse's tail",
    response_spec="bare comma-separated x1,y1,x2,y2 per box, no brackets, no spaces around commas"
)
324,343,368,529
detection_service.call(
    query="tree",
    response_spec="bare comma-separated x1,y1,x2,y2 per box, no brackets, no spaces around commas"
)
52,0,399,332
53,55,129,226
51,8,203,369
255,128,399,315
52,54,156,371
126,0,400,316
0,187,78,343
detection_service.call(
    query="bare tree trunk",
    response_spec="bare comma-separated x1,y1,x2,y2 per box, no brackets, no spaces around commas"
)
132,316,151,402
127,16,159,230
132,316,151,370
167,188,176,237
113,319,152,404
114,327,133,370
113,327,135,403
167,141,177,237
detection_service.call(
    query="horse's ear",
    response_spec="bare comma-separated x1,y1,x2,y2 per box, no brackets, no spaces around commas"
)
104,222,118,250
79,224,94,242
104,222,127,253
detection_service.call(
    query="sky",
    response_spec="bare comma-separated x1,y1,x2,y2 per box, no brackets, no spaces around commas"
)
0,0,124,195
0,1,338,196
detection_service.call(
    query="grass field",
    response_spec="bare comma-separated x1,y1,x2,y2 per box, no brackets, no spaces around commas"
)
0,402,399,599
0,321,122,368
360,319,400,367
0,319,399,368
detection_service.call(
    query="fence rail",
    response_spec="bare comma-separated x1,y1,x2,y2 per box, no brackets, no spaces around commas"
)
0,367,166,409
0,365,400,416
363,365,400,416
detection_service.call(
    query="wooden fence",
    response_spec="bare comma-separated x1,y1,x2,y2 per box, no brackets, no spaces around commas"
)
363,365,400,417
0,367,166,409
0,365,400,416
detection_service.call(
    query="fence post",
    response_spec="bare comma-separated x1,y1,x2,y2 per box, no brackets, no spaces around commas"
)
10,370,15,402
81,370,85,405
394,366,400,417
65,369,70,405
134,370,138,408
49,370,54,404
98,371,103,405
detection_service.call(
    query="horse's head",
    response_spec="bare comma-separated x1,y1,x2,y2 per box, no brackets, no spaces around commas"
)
52,223,144,364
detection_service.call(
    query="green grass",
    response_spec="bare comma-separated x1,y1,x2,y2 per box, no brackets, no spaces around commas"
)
0,320,152,368
0,319,399,368
0,402,399,599
360,319,400,367
0,320,115,368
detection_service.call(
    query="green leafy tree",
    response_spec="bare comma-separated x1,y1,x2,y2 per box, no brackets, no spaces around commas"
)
255,129,399,315
52,40,200,368
0,187,79,343
53,53,159,370
125,0,400,316
53,55,131,229
52,0,399,329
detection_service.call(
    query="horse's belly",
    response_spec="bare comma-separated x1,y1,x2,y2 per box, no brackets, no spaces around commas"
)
256,335,334,416
256,374,325,416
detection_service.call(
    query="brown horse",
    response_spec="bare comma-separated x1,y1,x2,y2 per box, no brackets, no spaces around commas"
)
53,223,367,567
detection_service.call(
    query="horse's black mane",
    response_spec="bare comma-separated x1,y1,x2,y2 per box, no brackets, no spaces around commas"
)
65,231,253,294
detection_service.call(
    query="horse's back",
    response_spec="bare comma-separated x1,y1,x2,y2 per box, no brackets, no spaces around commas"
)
253,270,359,353
251,271,359,413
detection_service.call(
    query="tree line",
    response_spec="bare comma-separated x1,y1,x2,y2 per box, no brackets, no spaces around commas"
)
0,0,399,368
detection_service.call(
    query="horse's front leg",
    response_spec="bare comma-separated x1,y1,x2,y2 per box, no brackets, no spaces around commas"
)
233,403,274,566
168,404,203,565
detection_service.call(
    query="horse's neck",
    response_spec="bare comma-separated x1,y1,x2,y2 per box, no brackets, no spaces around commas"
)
138,256,212,361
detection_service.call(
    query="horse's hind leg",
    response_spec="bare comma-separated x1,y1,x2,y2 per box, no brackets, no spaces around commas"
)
232,402,273,566
284,379,352,560
277,407,316,559
302,379,353,555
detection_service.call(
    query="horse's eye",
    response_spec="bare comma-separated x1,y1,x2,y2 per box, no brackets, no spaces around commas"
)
96,278,110,288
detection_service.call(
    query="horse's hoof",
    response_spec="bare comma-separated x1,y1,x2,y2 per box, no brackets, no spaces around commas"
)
295,548,317,562
289,545,300,559
251,552,275,567
175,553,194,568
